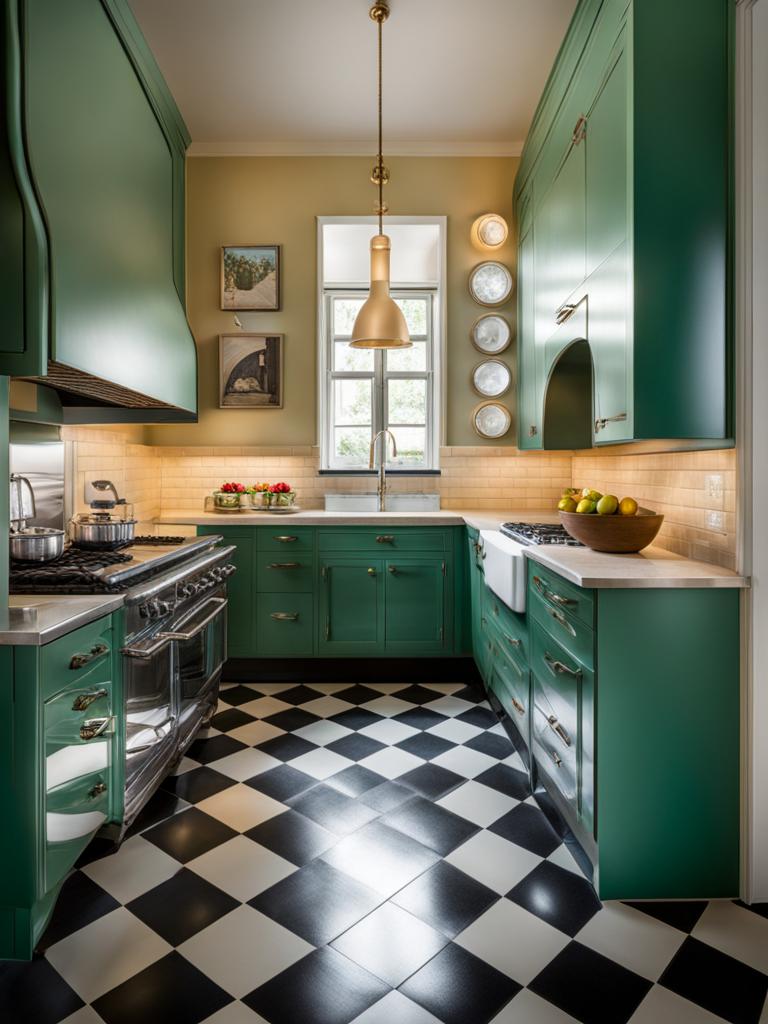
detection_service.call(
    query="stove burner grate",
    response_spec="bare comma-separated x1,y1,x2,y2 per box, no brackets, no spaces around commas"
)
9,548,133,594
500,522,584,546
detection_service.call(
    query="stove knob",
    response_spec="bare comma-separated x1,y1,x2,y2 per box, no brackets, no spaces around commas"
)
145,599,162,619
156,600,171,616
138,603,150,619
222,564,236,577
180,582,197,598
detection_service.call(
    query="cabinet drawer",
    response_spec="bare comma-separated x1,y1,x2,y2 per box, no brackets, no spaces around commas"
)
255,594,314,656
256,557,315,593
45,769,110,892
485,587,528,661
528,563,594,627
530,589,594,670
490,665,529,739
256,528,315,554
318,529,449,554
41,616,113,700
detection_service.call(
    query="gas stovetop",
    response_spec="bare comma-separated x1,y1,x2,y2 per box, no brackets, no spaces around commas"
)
500,522,583,546
9,536,204,595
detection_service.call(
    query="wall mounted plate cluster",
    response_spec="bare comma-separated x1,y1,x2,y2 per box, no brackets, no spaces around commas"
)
471,314,511,354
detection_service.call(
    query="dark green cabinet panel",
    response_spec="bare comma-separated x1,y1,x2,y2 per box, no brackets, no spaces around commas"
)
319,560,383,654
515,0,731,447
256,594,314,656
384,560,445,652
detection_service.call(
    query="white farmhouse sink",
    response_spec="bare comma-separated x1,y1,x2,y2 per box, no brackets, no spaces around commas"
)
324,492,440,512
480,530,527,613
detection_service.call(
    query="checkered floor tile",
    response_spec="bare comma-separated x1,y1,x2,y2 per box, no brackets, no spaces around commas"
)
2,680,767,1024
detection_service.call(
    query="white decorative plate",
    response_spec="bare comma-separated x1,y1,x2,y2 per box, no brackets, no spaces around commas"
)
471,314,511,354
472,401,512,438
472,359,512,398
469,262,514,306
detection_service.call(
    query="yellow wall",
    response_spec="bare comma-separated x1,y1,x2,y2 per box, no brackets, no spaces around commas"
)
147,155,519,448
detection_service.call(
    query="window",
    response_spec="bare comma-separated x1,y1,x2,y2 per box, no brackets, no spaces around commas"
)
318,218,445,471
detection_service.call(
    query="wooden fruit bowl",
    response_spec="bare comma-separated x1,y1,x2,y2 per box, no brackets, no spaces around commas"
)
559,507,664,553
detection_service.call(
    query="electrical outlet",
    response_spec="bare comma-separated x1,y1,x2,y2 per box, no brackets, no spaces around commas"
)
706,510,725,533
704,474,724,509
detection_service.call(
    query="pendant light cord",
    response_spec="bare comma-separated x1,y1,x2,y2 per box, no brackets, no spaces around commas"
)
377,12,383,235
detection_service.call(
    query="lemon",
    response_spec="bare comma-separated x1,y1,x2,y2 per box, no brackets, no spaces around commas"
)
576,498,597,514
596,494,619,515
558,497,578,513
619,497,639,516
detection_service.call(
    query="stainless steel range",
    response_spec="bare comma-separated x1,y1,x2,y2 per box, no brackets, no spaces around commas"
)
10,533,237,835
500,522,584,546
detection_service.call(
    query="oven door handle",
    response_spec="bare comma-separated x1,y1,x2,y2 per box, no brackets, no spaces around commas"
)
121,598,227,659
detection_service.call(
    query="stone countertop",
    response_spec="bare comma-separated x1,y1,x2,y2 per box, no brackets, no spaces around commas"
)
158,508,748,589
1,594,125,646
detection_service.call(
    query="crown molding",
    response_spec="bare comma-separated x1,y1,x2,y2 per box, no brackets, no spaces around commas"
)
186,139,524,158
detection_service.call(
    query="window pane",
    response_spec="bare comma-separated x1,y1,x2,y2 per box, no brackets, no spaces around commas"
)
334,426,371,463
394,298,428,336
333,297,365,336
334,378,372,425
388,378,426,425
386,341,427,372
334,342,374,372
388,427,426,466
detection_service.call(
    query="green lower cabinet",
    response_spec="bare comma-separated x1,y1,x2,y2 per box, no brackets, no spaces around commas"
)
319,559,383,654
256,594,314,656
0,613,119,960
384,559,446,653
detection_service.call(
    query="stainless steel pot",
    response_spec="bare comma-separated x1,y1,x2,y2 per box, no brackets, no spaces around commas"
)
70,514,137,549
10,526,66,562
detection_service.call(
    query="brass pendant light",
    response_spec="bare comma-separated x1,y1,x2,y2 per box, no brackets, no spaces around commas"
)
349,1,411,349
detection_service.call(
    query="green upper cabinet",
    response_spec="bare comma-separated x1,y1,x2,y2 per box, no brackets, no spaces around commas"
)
515,0,730,448
0,0,197,421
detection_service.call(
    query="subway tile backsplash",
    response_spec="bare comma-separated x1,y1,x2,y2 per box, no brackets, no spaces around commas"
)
62,427,738,570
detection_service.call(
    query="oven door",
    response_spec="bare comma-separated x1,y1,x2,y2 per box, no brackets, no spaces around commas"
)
172,592,228,748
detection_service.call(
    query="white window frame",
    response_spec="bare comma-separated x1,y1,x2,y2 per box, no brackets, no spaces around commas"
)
317,216,446,472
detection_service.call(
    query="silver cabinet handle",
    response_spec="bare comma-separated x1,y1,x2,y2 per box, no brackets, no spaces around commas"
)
546,606,577,638
271,612,299,621
555,302,577,325
274,535,298,543
549,748,563,767
510,696,526,717
547,714,572,747
88,782,107,799
388,565,398,574
376,535,395,544
72,688,108,712
121,598,227,659
572,113,587,144
80,716,113,741
532,575,575,607
595,412,627,433
543,652,582,680
502,632,521,649
69,642,109,671
267,562,301,569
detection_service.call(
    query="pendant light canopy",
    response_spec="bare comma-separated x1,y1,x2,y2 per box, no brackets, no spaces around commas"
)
350,1,411,350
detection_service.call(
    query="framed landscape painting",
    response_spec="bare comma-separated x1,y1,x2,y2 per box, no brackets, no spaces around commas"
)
219,333,283,408
221,244,280,311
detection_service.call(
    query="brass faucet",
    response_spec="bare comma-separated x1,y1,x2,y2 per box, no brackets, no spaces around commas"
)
369,429,397,511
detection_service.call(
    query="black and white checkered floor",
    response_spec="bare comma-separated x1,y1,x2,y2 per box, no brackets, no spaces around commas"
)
2,681,767,1024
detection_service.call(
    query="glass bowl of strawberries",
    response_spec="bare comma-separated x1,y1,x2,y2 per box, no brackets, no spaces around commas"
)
213,482,246,510
269,482,296,507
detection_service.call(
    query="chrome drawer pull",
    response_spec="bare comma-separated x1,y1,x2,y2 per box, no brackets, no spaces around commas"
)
72,688,108,712
543,652,582,680
503,632,521,649
532,575,575,607
267,562,301,569
88,782,107,799
274,535,298,543
547,714,572,747
546,606,577,638
69,642,109,671
376,535,395,543
80,717,113,741
549,748,563,768
271,612,299,622
555,302,577,325
388,565,398,574
511,696,526,717
595,412,627,433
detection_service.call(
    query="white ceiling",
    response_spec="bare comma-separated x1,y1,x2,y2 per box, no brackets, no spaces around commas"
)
128,0,577,156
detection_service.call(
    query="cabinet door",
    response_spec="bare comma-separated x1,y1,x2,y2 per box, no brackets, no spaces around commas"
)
517,224,543,449
384,559,445,653
535,138,586,344
224,535,256,657
319,560,383,655
588,241,631,443
585,39,629,277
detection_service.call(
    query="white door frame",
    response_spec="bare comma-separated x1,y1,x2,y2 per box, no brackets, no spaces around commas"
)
736,0,768,903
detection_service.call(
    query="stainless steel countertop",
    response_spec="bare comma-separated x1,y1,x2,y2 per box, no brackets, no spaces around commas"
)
1,594,125,646
159,508,749,589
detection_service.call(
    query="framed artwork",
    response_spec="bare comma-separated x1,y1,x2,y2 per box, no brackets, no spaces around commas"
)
219,333,284,408
221,244,281,310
